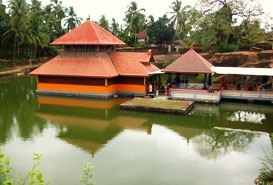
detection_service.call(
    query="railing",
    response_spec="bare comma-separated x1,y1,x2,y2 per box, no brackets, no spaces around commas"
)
221,90,273,101
171,88,221,104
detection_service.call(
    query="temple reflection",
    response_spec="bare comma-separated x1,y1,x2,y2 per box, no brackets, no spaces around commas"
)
35,96,273,158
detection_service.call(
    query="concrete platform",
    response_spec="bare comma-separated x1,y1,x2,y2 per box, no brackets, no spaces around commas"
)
120,97,194,115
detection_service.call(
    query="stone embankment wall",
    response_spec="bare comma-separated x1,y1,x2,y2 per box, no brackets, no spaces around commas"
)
154,50,273,69
206,51,273,68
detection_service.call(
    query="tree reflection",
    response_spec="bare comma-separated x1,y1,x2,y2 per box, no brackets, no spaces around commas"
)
0,76,46,144
192,128,256,159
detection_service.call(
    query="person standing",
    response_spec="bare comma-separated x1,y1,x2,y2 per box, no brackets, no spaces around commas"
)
148,82,153,93
166,83,170,96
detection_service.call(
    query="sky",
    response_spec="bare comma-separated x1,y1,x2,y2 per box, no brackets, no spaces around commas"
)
2,0,273,26
45,0,197,23
41,0,273,25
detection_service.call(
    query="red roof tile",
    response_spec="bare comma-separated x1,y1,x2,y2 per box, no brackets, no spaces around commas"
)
162,48,214,74
110,50,159,77
51,20,126,46
136,30,148,39
30,52,119,78
30,50,160,78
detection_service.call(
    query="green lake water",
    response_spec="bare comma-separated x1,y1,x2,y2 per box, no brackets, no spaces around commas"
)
1,75,273,185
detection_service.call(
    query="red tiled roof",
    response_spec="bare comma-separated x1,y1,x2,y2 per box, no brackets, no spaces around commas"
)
30,50,160,78
162,48,214,74
110,50,159,77
136,30,148,39
51,20,126,46
30,52,119,78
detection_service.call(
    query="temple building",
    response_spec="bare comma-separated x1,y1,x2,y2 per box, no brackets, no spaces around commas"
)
30,20,159,98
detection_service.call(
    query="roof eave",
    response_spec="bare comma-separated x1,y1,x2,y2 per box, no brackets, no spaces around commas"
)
161,70,213,74
50,43,126,46
33,74,119,78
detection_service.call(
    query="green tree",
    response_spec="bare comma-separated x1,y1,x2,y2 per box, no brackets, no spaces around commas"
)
49,0,66,40
28,0,50,59
124,1,146,43
197,0,264,48
147,14,175,46
110,18,121,36
190,13,216,51
214,6,233,45
240,1,263,37
169,0,183,39
64,6,82,31
3,0,30,58
0,1,10,57
146,15,154,27
98,15,110,31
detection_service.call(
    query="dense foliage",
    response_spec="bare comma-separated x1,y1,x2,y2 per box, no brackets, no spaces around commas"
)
0,0,272,62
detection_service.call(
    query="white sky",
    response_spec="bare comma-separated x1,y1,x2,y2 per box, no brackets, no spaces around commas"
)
46,0,197,23
2,0,273,26
45,0,273,25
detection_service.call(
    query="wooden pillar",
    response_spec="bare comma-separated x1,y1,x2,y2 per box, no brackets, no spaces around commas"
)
208,74,212,86
203,74,208,89
105,78,108,87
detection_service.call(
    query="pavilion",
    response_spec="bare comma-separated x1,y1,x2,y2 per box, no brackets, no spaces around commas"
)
162,48,273,103
30,20,159,98
162,47,214,89
162,48,220,103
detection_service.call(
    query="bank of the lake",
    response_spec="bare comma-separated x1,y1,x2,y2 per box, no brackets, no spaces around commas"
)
0,63,42,77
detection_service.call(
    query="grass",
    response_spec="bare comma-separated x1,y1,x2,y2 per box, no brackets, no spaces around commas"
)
123,98,193,110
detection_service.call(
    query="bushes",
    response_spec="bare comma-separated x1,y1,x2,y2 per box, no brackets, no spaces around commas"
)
162,61,171,68
0,148,94,185
255,134,273,185
218,43,239,52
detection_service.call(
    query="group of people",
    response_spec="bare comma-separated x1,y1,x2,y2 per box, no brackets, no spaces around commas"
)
147,82,172,96
236,83,263,91
172,76,189,88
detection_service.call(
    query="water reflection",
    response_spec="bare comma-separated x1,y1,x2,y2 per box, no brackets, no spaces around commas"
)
192,128,256,159
0,76,46,144
34,95,273,159
1,76,273,185
35,96,152,155
227,111,266,123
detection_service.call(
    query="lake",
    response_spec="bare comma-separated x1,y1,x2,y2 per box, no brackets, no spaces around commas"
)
1,75,273,185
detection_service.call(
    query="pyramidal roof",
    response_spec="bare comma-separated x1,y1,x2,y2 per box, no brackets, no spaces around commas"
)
162,48,214,74
51,20,126,46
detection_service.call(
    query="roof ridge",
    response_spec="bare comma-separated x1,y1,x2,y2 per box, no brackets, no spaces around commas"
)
51,20,125,46
91,21,101,44
196,51,213,67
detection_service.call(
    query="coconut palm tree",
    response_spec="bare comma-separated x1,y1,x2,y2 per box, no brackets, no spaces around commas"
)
3,0,30,58
98,15,110,31
64,6,82,31
28,0,49,59
124,1,146,43
111,18,120,36
50,0,66,38
169,0,182,29
0,1,9,54
169,0,185,39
